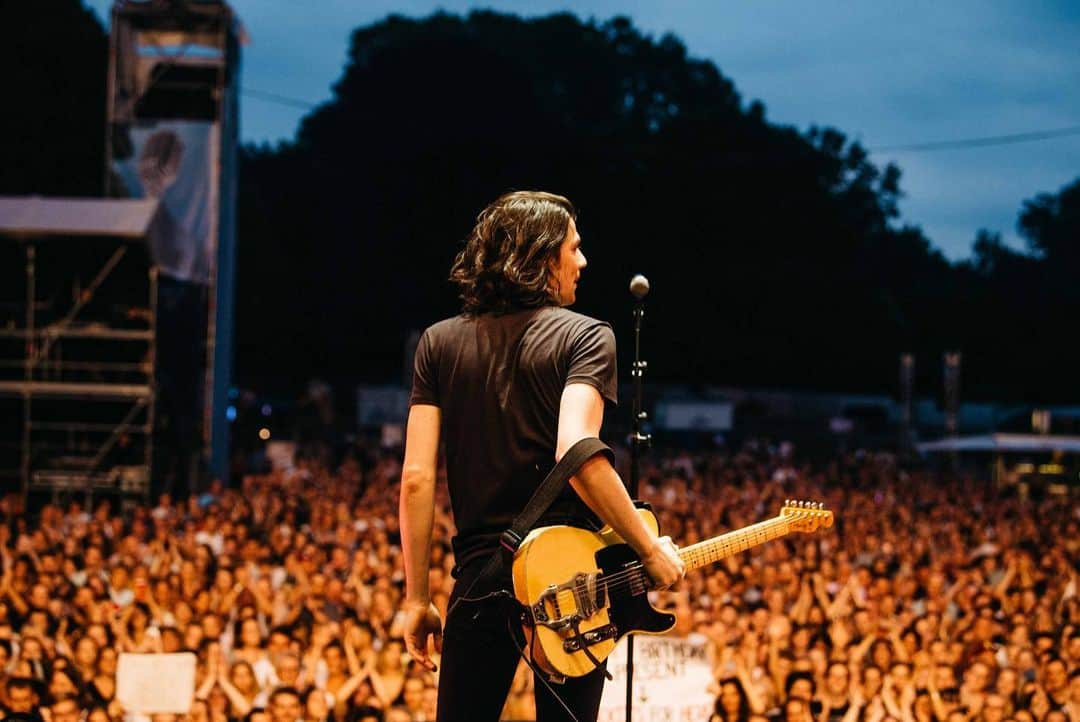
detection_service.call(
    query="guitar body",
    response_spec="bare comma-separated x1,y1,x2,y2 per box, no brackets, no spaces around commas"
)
511,507,675,678
510,500,833,679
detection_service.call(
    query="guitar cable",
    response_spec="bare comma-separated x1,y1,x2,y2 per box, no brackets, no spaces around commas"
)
505,614,582,722
445,582,583,722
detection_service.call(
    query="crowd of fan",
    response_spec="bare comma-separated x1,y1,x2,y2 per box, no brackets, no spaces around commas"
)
0,443,1076,722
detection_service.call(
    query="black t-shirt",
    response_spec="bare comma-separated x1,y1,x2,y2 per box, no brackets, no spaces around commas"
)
411,306,618,565
824,701,849,722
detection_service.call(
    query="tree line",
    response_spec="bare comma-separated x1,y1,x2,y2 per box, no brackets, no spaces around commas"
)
5,3,1079,402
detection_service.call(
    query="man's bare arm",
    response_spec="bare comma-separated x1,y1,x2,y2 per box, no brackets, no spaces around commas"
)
401,404,440,604
557,383,684,588
399,403,443,671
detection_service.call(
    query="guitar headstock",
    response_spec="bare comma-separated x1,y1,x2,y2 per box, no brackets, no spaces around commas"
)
780,500,834,534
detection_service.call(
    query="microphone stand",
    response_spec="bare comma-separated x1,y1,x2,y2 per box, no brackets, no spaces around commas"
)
626,291,650,722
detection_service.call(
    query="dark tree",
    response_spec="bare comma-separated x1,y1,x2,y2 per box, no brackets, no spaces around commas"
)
1019,178,1080,270
952,173,1080,403
0,0,108,196
236,10,955,396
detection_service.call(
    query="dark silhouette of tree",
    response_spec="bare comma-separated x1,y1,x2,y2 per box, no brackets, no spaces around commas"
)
0,0,107,196
1019,178,1080,270
237,10,959,396
952,174,1080,403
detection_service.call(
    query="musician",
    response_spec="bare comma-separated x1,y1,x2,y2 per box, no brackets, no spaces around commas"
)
399,190,685,721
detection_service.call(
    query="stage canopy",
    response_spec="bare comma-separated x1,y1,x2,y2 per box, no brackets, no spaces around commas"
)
0,197,160,239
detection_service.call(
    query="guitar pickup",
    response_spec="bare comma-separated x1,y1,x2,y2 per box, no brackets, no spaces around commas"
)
562,623,618,652
572,572,605,618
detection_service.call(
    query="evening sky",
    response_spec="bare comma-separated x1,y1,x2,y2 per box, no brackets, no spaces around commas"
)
87,0,1080,259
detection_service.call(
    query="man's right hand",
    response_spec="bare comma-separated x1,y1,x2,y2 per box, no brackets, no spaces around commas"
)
402,600,443,672
641,536,685,590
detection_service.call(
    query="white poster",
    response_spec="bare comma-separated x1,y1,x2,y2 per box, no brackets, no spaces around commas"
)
266,441,296,471
356,385,410,427
113,120,218,284
116,652,197,713
598,635,714,722
656,401,734,432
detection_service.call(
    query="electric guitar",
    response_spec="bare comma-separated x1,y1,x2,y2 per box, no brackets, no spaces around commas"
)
511,500,833,679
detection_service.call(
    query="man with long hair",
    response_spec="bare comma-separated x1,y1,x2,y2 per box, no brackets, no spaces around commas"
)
399,190,684,721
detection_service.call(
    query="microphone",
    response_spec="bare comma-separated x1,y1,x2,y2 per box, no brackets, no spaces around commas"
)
629,274,650,300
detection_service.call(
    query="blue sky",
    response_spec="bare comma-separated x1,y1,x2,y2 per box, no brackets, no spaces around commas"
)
87,1,1080,259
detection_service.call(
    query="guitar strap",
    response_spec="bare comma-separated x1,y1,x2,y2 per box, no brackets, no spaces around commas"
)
472,436,615,596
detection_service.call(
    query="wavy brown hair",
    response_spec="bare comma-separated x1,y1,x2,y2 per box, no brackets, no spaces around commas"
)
450,190,575,315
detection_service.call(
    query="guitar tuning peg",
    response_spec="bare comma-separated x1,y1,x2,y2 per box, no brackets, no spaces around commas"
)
817,502,824,510
784,499,790,506
799,500,807,508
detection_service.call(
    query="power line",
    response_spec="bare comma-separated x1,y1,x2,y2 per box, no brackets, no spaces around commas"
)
241,87,320,110
239,85,1080,155
872,124,1080,153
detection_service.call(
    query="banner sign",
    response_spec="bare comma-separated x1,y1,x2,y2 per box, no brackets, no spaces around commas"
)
266,441,297,471
598,635,714,722
655,401,734,432
356,385,410,427
113,120,218,284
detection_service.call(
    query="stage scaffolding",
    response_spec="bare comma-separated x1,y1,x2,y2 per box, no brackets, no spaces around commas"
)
0,197,160,502
105,0,241,486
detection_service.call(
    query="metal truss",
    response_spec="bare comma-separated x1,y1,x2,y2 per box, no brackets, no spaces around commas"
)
0,234,156,503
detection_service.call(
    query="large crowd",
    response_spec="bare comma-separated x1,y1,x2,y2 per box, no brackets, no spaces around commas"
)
0,442,1077,722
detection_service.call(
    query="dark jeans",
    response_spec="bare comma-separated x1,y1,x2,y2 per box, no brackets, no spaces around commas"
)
436,557,607,722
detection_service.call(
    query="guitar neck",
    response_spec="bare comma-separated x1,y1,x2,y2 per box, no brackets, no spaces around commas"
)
677,516,790,572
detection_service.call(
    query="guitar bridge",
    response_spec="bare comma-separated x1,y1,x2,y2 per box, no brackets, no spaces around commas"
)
528,572,607,630
529,584,570,630
562,623,618,652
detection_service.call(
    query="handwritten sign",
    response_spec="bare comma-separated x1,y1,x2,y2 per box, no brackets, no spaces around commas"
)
116,653,196,713
598,635,714,722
